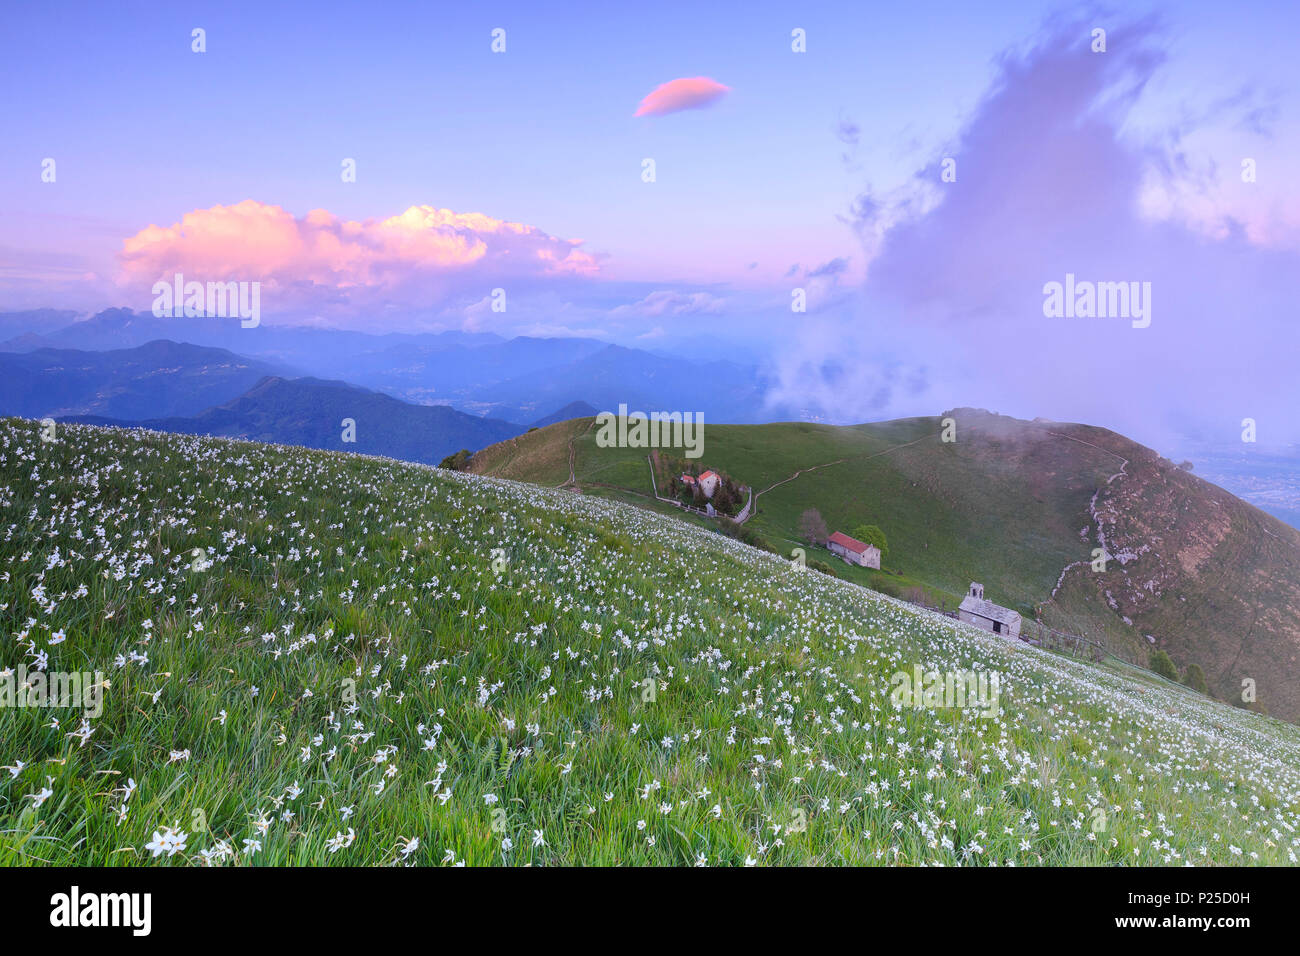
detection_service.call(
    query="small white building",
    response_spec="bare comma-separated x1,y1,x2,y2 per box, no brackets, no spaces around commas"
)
697,470,721,499
827,531,882,569
681,470,722,499
958,582,1021,637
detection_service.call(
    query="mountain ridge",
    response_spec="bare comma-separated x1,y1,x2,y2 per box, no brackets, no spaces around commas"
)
0,338,292,420
58,374,530,465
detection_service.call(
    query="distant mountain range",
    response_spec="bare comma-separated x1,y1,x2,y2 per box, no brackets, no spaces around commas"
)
0,337,597,464
5,308,1298,534
0,307,504,359
460,343,766,424
60,375,533,465
0,308,780,424
0,339,291,420
528,400,600,429
0,308,80,343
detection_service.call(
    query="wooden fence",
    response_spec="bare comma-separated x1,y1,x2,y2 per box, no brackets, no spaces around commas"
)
1018,620,1110,662
645,455,750,522
906,597,1131,666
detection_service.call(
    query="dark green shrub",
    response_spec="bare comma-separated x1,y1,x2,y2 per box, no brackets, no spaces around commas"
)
438,448,472,470
1149,649,1179,681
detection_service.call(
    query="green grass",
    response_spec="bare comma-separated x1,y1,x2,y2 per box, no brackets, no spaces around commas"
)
481,413,1122,616
466,417,591,486
472,410,1300,719
3,418,1300,866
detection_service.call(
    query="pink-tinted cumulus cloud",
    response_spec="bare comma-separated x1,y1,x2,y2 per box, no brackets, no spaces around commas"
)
118,200,601,313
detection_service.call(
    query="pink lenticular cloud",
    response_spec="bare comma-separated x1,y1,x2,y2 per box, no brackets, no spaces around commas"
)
634,77,730,117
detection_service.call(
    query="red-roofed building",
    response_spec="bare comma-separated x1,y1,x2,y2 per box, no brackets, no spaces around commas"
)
828,531,881,569
680,470,721,499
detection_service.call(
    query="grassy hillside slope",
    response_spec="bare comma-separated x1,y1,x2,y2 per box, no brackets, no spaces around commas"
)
470,409,1300,722
3,418,1299,866
1050,423,1300,716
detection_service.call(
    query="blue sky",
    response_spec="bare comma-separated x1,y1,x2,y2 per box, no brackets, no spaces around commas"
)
1,2,1029,281
2,0,1297,448
12,0,1287,288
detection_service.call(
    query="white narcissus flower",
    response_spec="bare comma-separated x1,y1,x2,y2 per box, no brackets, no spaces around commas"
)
144,825,188,858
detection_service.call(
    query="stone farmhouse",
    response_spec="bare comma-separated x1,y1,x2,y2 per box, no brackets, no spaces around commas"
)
958,582,1022,637
827,531,881,569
